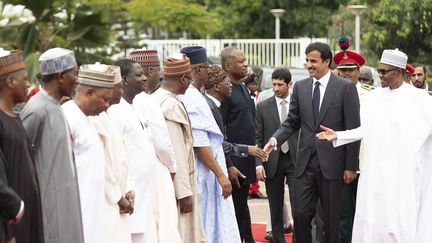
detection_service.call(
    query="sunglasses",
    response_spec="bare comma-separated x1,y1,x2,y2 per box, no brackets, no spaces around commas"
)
377,68,399,76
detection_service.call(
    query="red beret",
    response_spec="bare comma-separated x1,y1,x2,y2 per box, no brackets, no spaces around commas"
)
333,50,366,68
406,64,415,74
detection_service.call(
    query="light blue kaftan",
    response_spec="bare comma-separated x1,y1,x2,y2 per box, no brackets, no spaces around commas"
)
180,85,241,243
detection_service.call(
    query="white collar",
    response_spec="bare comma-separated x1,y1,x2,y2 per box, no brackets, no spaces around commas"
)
313,70,331,87
205,93,221,107
274,95,289,104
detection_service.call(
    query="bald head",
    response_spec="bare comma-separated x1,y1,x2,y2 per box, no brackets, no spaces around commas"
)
221,47,237,70
220,47,248,83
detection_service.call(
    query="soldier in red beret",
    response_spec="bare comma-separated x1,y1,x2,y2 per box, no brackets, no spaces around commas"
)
332,37,367,243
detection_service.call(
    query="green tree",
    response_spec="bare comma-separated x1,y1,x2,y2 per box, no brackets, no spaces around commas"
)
362,0,432,65
0,0,116,82
127,0,222,38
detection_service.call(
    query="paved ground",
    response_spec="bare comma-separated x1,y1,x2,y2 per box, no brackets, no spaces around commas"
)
248,181,292,243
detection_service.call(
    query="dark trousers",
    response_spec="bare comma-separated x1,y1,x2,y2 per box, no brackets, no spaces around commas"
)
232,183,254,241
339,176,358,243
265,151,295,243
293,153,342,243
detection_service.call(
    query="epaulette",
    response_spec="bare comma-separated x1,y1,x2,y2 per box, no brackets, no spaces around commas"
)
360,83,375,91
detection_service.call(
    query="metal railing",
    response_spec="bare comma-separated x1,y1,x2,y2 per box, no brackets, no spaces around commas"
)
138,37,327,68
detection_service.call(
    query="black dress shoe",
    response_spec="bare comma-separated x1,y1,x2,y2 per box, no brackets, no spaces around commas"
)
284,224,293,234
265,231,273,241
249,192,267,199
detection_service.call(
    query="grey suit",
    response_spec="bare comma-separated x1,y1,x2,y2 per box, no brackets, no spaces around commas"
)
272,74,360,243
256,95,298,243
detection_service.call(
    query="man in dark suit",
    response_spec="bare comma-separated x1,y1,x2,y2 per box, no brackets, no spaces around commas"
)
204,65,267,188
220,47,257,243
263,42,361,243
0,149,23,243
256,68,298,243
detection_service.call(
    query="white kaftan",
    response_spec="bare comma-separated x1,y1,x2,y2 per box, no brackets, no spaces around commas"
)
107,98,156,240
132,92,182,243
332,83,432,243
89,112,133,243
62,100,106,243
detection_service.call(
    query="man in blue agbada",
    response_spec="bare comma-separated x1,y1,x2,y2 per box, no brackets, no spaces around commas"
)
179,46,241,243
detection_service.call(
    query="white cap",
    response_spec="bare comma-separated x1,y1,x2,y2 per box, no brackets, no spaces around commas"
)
77,62,116,88
379,48,408,69
39,47,77,75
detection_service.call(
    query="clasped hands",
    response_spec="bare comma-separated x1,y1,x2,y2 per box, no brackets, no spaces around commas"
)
118,190,135,215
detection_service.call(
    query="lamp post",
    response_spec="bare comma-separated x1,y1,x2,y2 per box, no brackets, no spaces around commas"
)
347,5,367,53
271,9,285,67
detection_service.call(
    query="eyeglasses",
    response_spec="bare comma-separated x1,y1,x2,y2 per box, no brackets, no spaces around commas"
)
376,68,399,76
218,81,232,87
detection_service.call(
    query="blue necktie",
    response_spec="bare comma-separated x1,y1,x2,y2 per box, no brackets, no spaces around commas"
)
312,81,320,124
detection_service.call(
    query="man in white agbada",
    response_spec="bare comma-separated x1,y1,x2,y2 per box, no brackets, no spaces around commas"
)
130,49,182,243
62,63,115,243
317,48,432,243
179,46,240,243
20,47,84,243
107,59,157,243
89,65,134,243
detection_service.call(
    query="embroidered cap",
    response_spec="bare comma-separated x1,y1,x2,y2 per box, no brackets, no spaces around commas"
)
112,65,122,85
39,47,77,75
204,65,228,89
78,62,116,88
0,48,26,76
129,49,160,68
163,54,191,78
380,48,408,69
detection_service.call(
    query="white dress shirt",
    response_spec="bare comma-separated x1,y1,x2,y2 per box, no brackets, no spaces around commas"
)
205,93,221,107
274,95,290,122
312,70,331,110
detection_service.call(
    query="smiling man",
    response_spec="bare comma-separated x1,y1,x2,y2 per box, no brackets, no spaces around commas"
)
317,48,432,243
263,42,361,243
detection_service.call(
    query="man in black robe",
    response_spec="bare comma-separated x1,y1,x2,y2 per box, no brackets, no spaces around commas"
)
0,49,44,243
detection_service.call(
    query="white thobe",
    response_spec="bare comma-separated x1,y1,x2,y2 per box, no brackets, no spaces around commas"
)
132,92,182,243
332,83,432,243
107,98,156,238
90,112,133,243
62,100,106,243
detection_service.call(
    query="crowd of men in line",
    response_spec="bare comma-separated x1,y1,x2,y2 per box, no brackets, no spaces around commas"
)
0,40,431,243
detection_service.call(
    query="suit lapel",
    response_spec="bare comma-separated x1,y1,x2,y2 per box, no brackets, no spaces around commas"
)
268,96,280,126
302,78,315,127
316,75,337,127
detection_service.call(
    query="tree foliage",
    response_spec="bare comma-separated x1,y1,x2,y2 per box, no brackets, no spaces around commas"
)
362,0,432,65
127,0,222,37
0,0,115,82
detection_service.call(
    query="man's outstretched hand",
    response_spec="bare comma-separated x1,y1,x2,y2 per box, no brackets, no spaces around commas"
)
247,145,268,162
316,125,337,141
263,139,277,157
